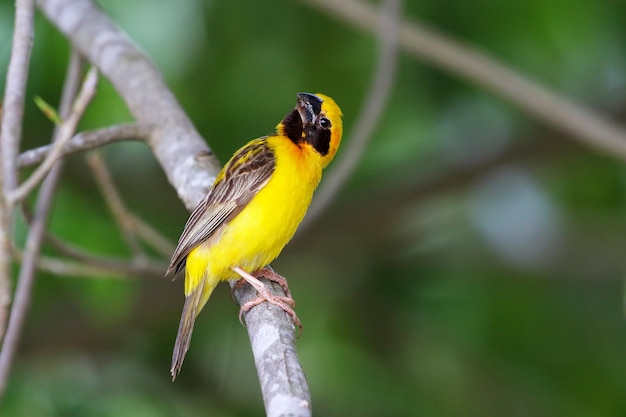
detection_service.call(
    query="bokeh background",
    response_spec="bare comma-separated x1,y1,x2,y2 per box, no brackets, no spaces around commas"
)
2,0,626,416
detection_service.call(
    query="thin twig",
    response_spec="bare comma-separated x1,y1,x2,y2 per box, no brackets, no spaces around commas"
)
86,151,145,256
8,68,99,204
42,254,166,278
11,242,165,278
0,173,60,398
128,213,176,257
17,123,153,168
36,255,138,278
40,229,165,277
21,202,168,278
0,50,85,399
0,0,36,348
303,0,401,227
1,0,35,195
0,184,8,347
300,0,626,162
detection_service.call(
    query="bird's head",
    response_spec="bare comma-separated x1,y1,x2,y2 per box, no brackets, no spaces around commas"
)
278,92,343,168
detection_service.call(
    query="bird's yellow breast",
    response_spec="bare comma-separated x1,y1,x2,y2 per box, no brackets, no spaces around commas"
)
193,136,322,283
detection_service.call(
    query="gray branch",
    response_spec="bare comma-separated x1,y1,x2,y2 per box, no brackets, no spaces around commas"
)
37,0,311,415
0,0,36,350
17,123,153,168
0,49,84,399
38,0,220,209
304,0,401,228
233,278,311,417
301,0,626,162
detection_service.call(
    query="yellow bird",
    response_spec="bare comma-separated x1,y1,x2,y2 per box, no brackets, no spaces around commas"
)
166,93,343,379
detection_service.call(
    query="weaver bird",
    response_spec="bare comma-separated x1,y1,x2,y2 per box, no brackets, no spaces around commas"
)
166,92,343,379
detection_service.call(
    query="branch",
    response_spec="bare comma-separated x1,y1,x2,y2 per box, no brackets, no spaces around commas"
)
0,171,60,398
8,67,98,204
87,151,145,256
307,138,571,248
37,0,220,209
37,256,158,279
304,0,401,227
233,278,311,417
37,0,311,414
0,177,9,347
300,0,626,162
1,0,34,195
17,123,153,168
0,49,84,399
16,244,166,278
0,0,35,349
128,213,176,258
39,228,167,277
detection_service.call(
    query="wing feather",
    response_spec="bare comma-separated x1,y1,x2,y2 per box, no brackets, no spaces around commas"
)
166,138,276,276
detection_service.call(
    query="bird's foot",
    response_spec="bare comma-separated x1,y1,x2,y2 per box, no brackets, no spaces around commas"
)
231,266,301,333
254,266,293,299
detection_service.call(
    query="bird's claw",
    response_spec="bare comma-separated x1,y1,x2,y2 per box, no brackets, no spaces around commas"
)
232,266,302,335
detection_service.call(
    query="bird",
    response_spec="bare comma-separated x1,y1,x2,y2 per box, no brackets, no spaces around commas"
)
166,92,343,380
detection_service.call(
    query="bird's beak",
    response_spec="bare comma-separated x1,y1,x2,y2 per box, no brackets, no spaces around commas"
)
296,93,323,126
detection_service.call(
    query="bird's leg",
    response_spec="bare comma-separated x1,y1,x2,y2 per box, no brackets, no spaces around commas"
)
231,266,301,331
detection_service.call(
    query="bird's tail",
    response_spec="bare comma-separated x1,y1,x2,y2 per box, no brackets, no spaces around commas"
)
170,278,216,380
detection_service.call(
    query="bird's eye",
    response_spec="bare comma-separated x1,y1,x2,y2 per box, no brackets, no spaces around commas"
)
319,117,331,129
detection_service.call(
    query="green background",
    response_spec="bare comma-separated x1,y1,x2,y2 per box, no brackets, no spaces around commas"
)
2,0,626,416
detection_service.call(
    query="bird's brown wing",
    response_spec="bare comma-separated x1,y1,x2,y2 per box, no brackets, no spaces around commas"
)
165,138,276,276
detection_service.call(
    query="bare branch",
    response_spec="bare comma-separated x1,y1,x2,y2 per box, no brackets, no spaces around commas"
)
300,0,626,161
128,213,176,258
0,173,59,397
0,0,36,348
1,0,35,195
304,0,401,227
8,68,99,204
39,228,166,277
36,255,137,278
37,0,221,209
233,277,312,417
0,190,9,346
86,152,145,256
17,174,167,279
0,50,84,399
10,242,165,279
39,255,165,278
17,123,153,168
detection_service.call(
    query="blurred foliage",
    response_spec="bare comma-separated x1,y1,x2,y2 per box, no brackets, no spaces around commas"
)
2,0,626,416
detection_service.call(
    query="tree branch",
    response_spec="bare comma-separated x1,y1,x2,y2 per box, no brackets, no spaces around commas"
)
39,228,166,277
37,0,220,209
1,0,34,195
8,67,98,204
87,151,145,256
300,0,626,162
0,174,9,347
33,253,156,279
233,277,311,417
0,49,84,399
15,241,167,278
128,213,176,258
304,0,401,227
17,123,153,168
0,0,36,348
37,0,311,415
